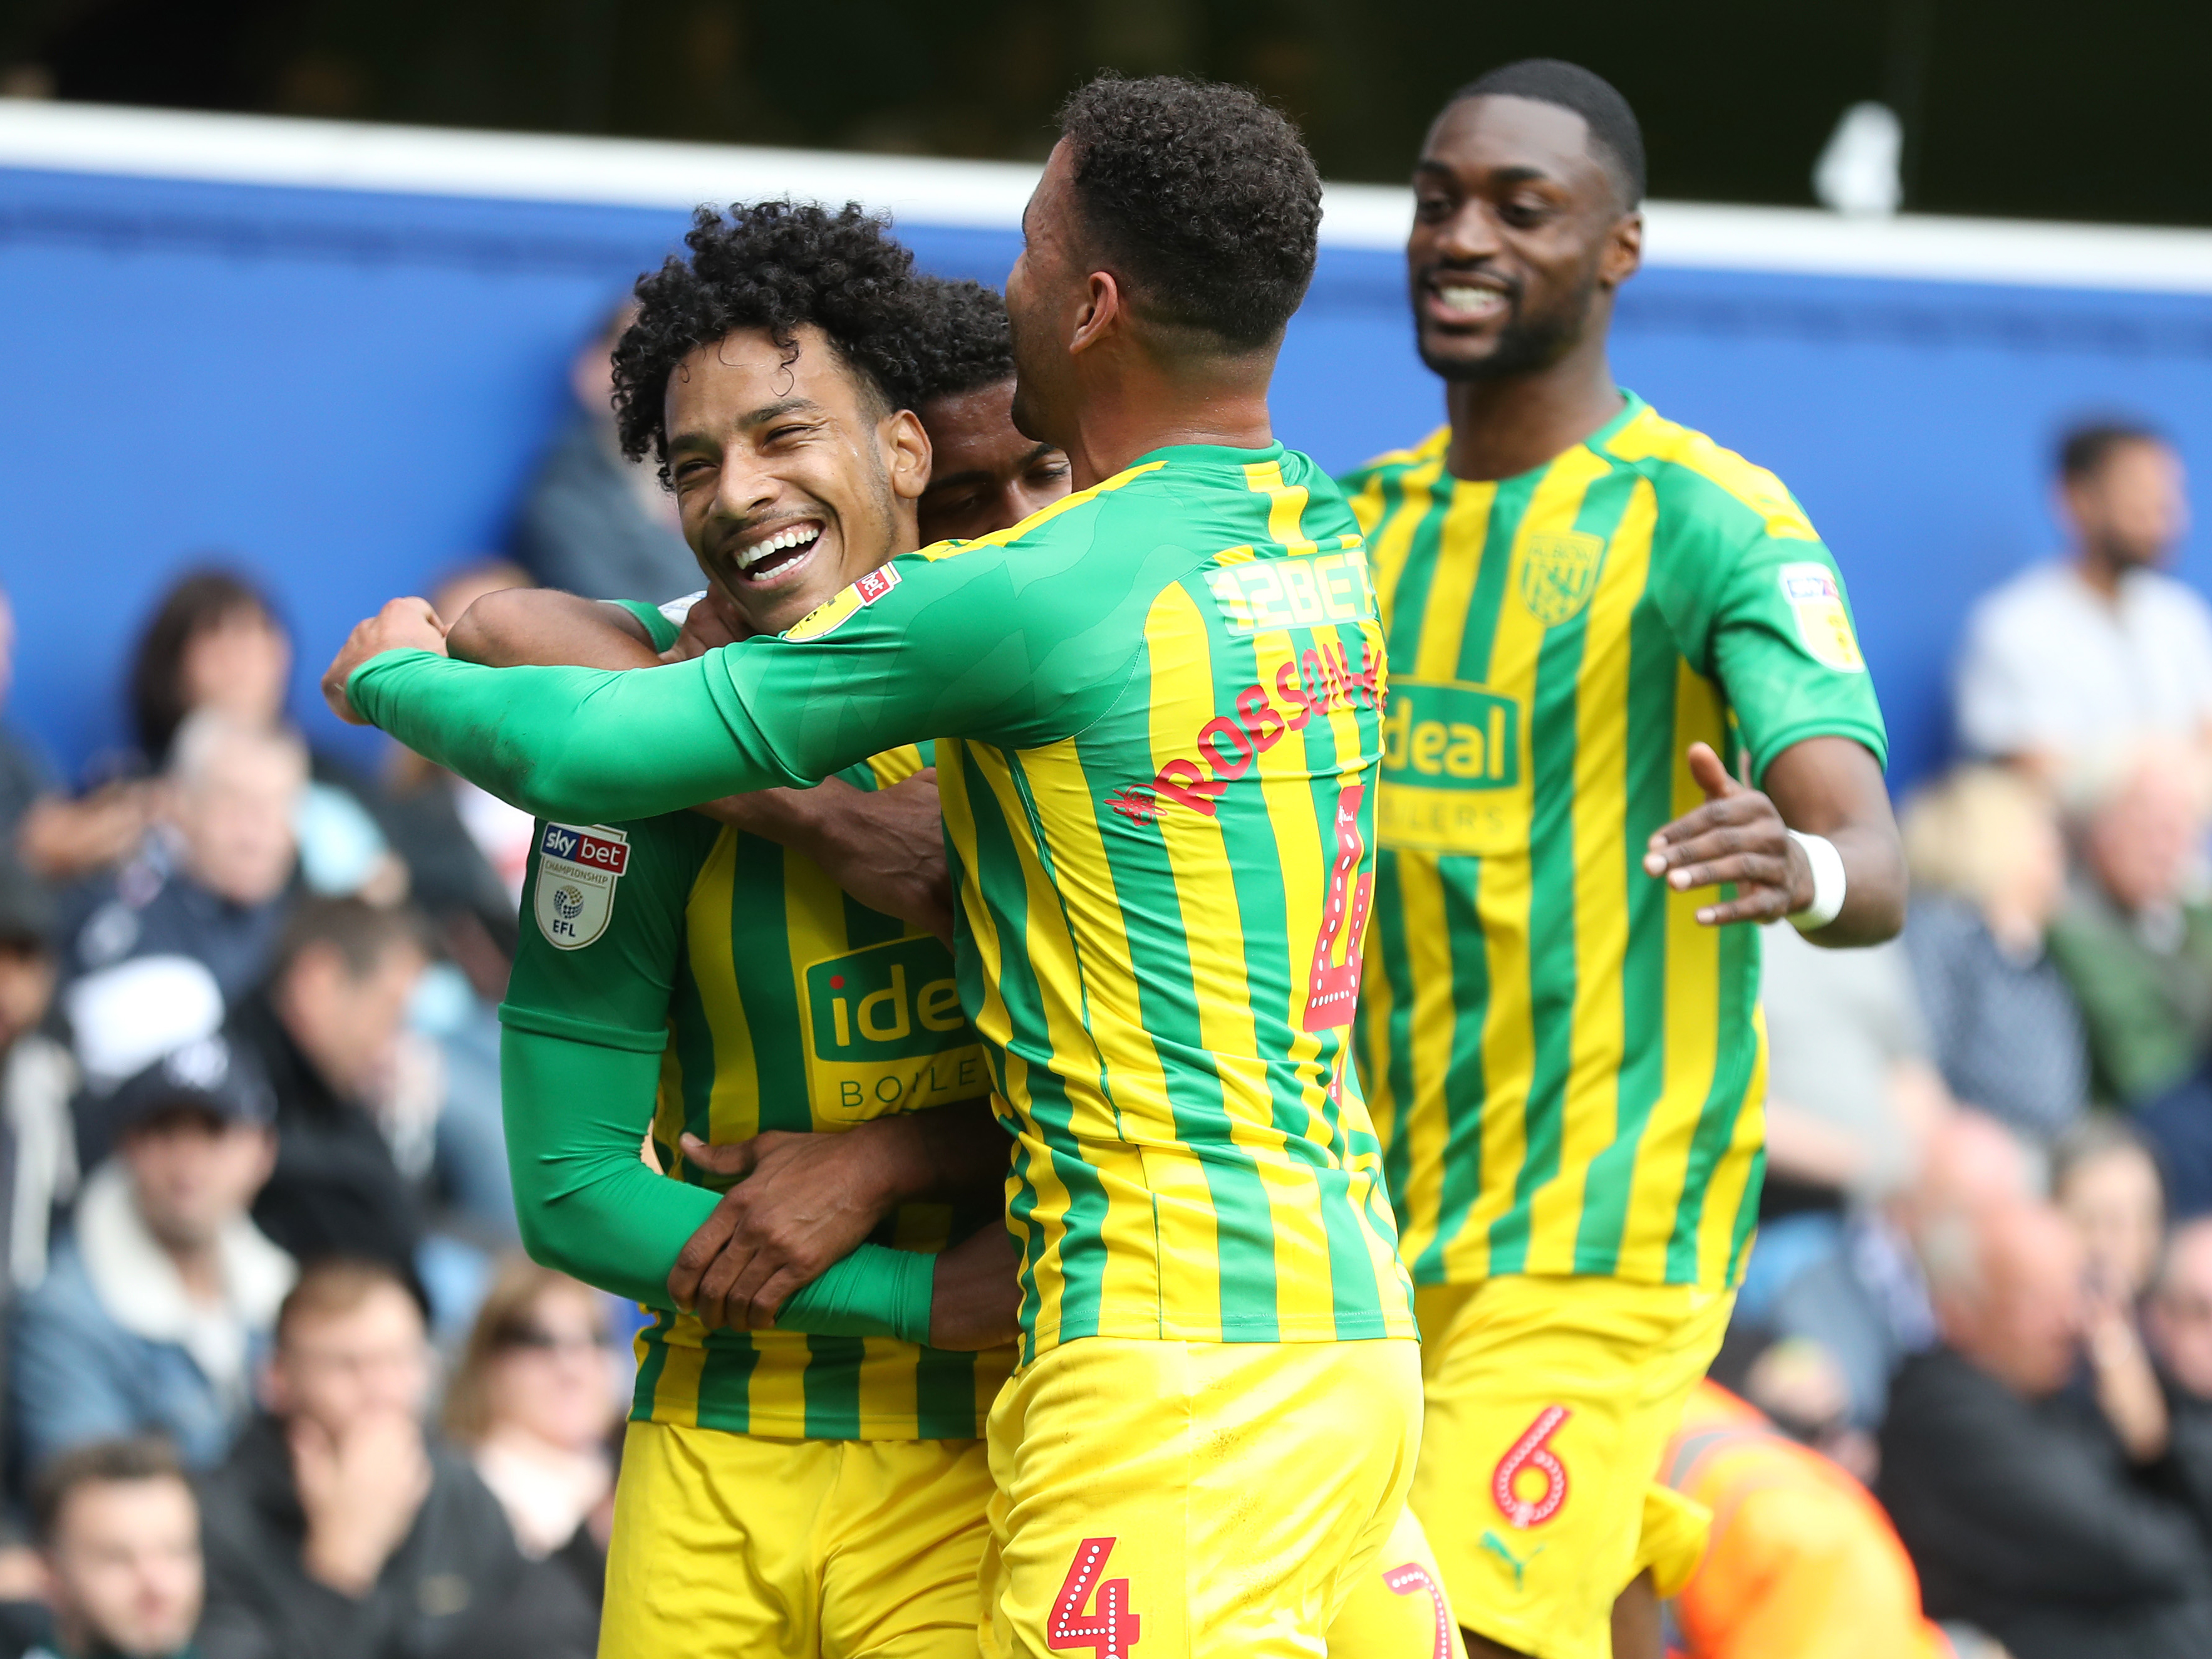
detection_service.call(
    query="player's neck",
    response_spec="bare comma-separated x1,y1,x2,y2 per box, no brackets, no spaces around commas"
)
1443,345,1624,483
1057,358,1275,491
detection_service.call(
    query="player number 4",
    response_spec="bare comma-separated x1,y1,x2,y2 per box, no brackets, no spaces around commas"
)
1049,1537,1140,1657
1303,781,1373,1032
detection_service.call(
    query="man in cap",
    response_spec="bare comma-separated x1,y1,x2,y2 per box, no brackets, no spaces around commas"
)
11,1032,295,1474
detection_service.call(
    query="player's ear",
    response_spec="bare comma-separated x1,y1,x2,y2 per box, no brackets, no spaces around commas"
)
1600,210,1643,289
885,407,932,504
1069,270,1121,355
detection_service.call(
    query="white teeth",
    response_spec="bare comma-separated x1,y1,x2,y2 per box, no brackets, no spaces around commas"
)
735,524,823,571
1439,286,1505,314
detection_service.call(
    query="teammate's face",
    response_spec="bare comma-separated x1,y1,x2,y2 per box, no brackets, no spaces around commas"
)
1408,95,1641,382
663,325,932,637
916,377,1072,543
1004,142,1086,450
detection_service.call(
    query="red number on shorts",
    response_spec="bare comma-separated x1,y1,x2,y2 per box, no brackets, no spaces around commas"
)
1048,1536,1140,1657
1302,781,1373,1032
1492,1405,1573,1528
1384,1563,1453,1659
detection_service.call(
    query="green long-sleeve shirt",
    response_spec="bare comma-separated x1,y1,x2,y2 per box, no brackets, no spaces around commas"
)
500,757,1012,1437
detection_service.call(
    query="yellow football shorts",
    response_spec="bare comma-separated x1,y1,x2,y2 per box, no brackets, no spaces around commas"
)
1326,1502,1470,1659
979,1336,1423,1658
1411,1275,1732,1659
601,1419,993,1659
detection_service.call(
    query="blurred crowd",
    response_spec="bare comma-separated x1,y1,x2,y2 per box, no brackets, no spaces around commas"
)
0,310,675,1659
4,299,2212,1658
1706,418,2212,1659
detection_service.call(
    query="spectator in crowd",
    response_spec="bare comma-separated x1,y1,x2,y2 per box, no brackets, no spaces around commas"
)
0,583,152,885
1661,1381,1957,1659
11,1035,293,1477
126,573,293,776
1901,766,2089,1141
26,1438,202,1659
195,1259,548,1659
440,1259,613,1640
508,302,697,601
2047,743,2212,1107
229,901,427,1286
1881,1200,2212,1659
1956,420,2212,781
376,564,536,1251
125,570,402,904
1742,920,1951,1322
0,851,75,1292
61,715,303,1007
1749,1106,2037,1434
380,563,535,943
2147,1216,2212,1400
2054,1116,2167,1306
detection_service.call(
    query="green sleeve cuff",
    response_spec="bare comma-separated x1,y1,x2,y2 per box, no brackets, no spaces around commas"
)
498,1001,668,1054
775,1242,935,1344
611,598,685,653
1747,720,1891,789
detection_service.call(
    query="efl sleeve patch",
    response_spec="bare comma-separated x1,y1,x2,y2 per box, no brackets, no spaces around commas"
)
1778,563,1866,673
532,822,629,950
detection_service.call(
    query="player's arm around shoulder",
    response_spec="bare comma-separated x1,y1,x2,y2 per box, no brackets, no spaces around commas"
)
1641,469,1904,948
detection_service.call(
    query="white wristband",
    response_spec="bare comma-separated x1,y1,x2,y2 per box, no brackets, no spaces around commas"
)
1787,830,1847,932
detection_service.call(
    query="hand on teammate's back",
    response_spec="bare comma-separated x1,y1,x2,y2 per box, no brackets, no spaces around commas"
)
669,1121,920,1330
321,597,449,724
700,769,955,943
927,1225,1023,1351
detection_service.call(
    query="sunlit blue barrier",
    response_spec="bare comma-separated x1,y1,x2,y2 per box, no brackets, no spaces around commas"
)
7,105,2212,792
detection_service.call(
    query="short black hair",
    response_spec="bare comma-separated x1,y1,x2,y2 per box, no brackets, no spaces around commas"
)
269,897,428,986
905,276,1014,406
31,1437,188,1546
1057,75,1321,351
611,200,925,477
2059,419,2169,484
1453,59,1646,208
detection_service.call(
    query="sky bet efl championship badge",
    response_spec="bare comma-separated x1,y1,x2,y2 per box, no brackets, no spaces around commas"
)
533,823,630,950
1778,562,1867,673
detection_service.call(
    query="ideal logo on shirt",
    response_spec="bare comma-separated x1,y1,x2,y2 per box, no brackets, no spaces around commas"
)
801,935,989,1120
1376,681,1528,858
532,823,628,950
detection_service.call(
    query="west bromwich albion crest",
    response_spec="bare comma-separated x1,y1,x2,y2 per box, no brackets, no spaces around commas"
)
533,823,629,950
1518,532,1605,627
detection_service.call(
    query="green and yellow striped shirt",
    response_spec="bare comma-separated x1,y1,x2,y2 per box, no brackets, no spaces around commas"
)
752,444,1418,1360
1341,395,1887,1291
504,744,1015,1440
354,444,1421,1364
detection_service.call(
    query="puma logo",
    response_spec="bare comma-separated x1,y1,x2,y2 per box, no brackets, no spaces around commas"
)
1479,1529,1547,1592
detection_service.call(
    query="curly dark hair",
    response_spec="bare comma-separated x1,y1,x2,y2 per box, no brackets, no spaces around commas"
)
905,276,1014,406
611,200,926,476
1057,75,1321,351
